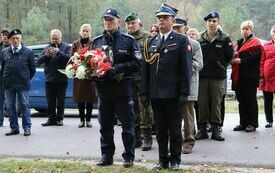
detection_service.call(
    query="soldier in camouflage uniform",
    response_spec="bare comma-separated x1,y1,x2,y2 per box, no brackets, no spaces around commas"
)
125,12,154,151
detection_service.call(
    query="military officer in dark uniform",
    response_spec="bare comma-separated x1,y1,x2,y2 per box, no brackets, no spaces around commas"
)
141,4,192,171
92,8,142,168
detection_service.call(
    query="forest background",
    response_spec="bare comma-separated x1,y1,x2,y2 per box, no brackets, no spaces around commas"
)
0,0,274,45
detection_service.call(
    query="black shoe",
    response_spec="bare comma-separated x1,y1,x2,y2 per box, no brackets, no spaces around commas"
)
211,125,225,141
233,125,245,131
153,162,169,170
170,163,180,171
41,121,57,126
96,159,113,166
123,160,133,168
24,129,31,136
56,120,63,126
195,129,209,140
5,129,19,136
78,121,85,128
245,125,256,132
141,138,152,151
265,122,273,128
86,121,92,128
207,125,214,132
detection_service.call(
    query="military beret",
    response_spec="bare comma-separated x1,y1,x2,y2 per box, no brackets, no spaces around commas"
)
125,12,139,22
173,18,187,27
8,28,21,39
155,3,178,17
102,8,120,19
1,28,10,36
203,11,220,21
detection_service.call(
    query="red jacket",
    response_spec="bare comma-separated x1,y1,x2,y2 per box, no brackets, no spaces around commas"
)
259,40,275,91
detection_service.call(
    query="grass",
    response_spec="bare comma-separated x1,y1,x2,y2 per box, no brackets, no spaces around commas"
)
0,158,266,173
225,97,265,113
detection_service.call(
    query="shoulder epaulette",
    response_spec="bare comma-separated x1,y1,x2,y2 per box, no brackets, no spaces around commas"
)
121,33,135,40
93,35,104,42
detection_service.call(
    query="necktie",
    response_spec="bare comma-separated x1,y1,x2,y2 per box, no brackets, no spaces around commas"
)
13,47,18,53
160,35,165,46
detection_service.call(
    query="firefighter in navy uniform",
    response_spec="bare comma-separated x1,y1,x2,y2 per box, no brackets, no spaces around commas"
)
141,4,192,171
92,8,142,168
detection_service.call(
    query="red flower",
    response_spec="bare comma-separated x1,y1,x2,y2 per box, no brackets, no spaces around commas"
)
78,47,89,55
73,63,78,71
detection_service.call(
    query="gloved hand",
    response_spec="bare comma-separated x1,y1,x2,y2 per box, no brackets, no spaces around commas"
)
140,95,149,107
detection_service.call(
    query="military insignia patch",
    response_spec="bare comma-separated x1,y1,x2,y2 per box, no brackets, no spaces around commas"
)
135,51,142,59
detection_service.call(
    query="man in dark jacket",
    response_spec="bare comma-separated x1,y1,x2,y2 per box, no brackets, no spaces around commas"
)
39,29,71,126
0,29,36,136
195,12,233,141
93,8,141,168
0,28,10,126
141,4,192,170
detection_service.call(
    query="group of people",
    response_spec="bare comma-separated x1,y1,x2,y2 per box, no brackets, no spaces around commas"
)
1,3,275,171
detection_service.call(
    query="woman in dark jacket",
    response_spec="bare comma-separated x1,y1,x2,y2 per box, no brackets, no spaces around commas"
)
71,24,97,128
231,20,264,132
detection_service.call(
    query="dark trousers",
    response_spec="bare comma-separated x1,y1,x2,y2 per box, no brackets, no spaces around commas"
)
45,82,67,121
194,101,200,130
98,97,135,162
78,102,93,122
195,94,226,129
151,99,183,165
235,81,259,128
263,91,274,123
220,95,225,126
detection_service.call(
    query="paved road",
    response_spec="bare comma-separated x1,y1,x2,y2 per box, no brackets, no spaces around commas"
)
0,111,275,169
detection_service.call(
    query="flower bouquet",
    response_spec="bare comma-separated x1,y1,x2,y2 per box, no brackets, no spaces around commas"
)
63,47,112,79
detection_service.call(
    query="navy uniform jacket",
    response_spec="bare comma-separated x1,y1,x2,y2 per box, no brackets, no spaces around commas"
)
38,41,71,84
92,30,142,98
0,46,36,91
141,31,192,99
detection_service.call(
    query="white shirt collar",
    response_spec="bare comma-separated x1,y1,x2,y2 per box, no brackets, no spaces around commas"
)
159,30,173,41
11,44,22,52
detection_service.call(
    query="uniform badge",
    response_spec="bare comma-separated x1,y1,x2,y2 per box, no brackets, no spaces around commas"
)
216,44,222,48
164,49,168,54
135,51,142,59
107,9,112,13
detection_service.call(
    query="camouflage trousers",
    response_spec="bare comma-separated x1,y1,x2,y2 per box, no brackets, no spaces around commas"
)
133,80,154,138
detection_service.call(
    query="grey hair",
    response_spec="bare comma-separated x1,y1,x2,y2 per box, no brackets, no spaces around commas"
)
50,29,62,37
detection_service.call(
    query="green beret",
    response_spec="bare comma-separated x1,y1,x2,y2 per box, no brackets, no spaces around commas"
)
125,12,139,22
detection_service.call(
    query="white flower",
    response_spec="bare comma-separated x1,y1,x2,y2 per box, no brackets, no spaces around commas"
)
75,65,86,79
65,64,75,78
72,52,80,64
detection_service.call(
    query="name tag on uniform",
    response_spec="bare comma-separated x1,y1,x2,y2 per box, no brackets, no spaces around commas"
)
118,49,128,53
216,44,222,48
135,51,142,59
167,43,177,47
